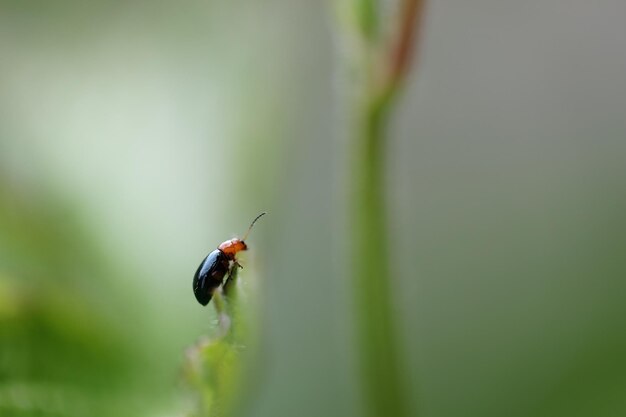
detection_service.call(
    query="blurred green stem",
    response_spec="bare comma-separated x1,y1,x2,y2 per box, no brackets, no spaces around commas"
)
342,1,425,417
353,95,408,417
183,267,251,417
211,288,231,338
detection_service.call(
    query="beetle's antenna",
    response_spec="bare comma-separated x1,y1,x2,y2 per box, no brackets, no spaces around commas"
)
242,212,266,241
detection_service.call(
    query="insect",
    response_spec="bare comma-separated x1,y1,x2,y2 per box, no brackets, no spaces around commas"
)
192,212,266,306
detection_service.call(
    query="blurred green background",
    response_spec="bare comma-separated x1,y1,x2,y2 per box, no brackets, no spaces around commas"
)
1,1,625,417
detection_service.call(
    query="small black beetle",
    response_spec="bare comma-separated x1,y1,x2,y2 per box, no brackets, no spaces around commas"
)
192,212,265,306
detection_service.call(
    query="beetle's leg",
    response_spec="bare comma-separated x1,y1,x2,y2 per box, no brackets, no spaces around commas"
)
222,264,238,296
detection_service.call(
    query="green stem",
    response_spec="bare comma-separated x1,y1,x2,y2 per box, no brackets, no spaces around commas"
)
211,288,231,338
354,0,379,39
339,1,425,415
352,95,408,417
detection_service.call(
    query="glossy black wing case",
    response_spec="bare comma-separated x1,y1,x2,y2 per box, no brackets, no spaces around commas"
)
192,249,229,306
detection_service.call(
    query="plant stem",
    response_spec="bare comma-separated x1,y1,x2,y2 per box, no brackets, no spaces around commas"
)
352,95,409,417
344,1,426,416
211,288,231,338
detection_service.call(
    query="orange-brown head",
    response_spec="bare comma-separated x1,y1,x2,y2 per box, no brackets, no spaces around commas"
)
218,238,247,259
217,212,266,260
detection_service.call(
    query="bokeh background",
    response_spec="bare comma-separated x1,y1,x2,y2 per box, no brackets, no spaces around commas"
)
1,1,625,417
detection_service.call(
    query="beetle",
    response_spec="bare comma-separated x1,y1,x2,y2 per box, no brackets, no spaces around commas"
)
193,212,266,306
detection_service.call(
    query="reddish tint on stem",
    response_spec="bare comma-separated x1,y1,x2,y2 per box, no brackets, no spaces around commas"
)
388,0,426,88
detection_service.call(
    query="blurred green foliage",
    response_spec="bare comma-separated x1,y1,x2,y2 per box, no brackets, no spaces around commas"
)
0,179,148,416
